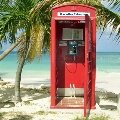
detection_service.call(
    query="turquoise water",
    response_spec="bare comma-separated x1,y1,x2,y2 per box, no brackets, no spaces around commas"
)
97,52,120,72
0,52,120,79
0,51,50,79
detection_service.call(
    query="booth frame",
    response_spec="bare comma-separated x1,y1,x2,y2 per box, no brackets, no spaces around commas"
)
50,4,96,117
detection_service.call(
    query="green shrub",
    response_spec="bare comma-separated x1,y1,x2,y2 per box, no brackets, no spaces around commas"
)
90,114,109,120
74,114,109,120
35,110,46,115
74,116,86,120
0,112,6,119
9,115,32,120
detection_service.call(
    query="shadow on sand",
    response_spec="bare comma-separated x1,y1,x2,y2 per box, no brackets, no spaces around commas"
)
9,115,32,120
0,81,50,109
96,88,118,110
0,112,32,120
0,81,50,120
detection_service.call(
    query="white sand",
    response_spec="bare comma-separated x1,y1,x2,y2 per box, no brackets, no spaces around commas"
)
1,71,120,120
96,71,120,94
3,71,120,94
2,77,50,88
0,96,120,120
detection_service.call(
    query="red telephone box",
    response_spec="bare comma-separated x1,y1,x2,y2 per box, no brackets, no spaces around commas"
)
50,4,96,116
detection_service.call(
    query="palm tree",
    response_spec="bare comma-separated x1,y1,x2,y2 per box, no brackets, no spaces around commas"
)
0,0,120,103
0,0,51,103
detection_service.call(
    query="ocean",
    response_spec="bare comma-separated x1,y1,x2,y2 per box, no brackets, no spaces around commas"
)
97,52,120,72
0,52,120,86
0,51,50,78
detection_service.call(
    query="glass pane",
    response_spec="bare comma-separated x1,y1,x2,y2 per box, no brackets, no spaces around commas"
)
73,29,83,40
62,28,72,40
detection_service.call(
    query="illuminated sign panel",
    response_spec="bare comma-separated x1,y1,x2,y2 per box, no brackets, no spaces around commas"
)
58,12,90,16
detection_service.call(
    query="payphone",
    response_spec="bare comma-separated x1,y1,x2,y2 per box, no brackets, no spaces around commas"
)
50,4,96,117
58,26,84,65
68,41,77,55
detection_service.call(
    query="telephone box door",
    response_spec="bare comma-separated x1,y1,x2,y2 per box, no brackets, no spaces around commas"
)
84,14,92,116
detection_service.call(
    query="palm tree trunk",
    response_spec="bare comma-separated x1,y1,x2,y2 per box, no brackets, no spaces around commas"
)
15,56,26,103
15,31,29,103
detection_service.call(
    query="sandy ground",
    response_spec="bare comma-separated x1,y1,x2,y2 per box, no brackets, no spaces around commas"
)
96,72,120,94
2,71,120,94
0,72,120,120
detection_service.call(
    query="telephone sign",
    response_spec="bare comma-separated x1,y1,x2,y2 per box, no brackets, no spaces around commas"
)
58,12,90,16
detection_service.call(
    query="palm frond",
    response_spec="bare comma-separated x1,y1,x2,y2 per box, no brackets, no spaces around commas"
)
15,0,35,13
95,4,120,39
0,14,16,43
0,0,11,5
0,0,30,44
0,12,29,43
42,24,50,52
29,0,50,19
106,0,120,9
26,23,44,62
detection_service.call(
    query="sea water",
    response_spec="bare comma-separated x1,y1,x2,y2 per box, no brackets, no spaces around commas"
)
0,52,50,78
0,52,120,85
97,52,120,72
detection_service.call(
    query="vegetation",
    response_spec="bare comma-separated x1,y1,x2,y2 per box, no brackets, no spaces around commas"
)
34,110,57,115
0,112,32,120
74,114,110,120
8,115,32,120
0,111,110,120
90,114,110,120
0,112,6,119
0,0,51,103
34,110,46,115
0,0,120,103
22,87,50,94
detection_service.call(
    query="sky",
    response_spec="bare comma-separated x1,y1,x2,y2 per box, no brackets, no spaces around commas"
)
96,0,120,52
96,29,120,52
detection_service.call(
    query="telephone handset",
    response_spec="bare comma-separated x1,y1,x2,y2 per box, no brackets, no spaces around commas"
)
68,41,77,55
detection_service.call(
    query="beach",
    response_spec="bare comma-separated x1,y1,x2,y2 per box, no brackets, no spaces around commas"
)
2,71,120,94
0,77,120,120
96,71,120,94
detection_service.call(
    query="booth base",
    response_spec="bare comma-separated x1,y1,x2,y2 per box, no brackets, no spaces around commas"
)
55,97,84,108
